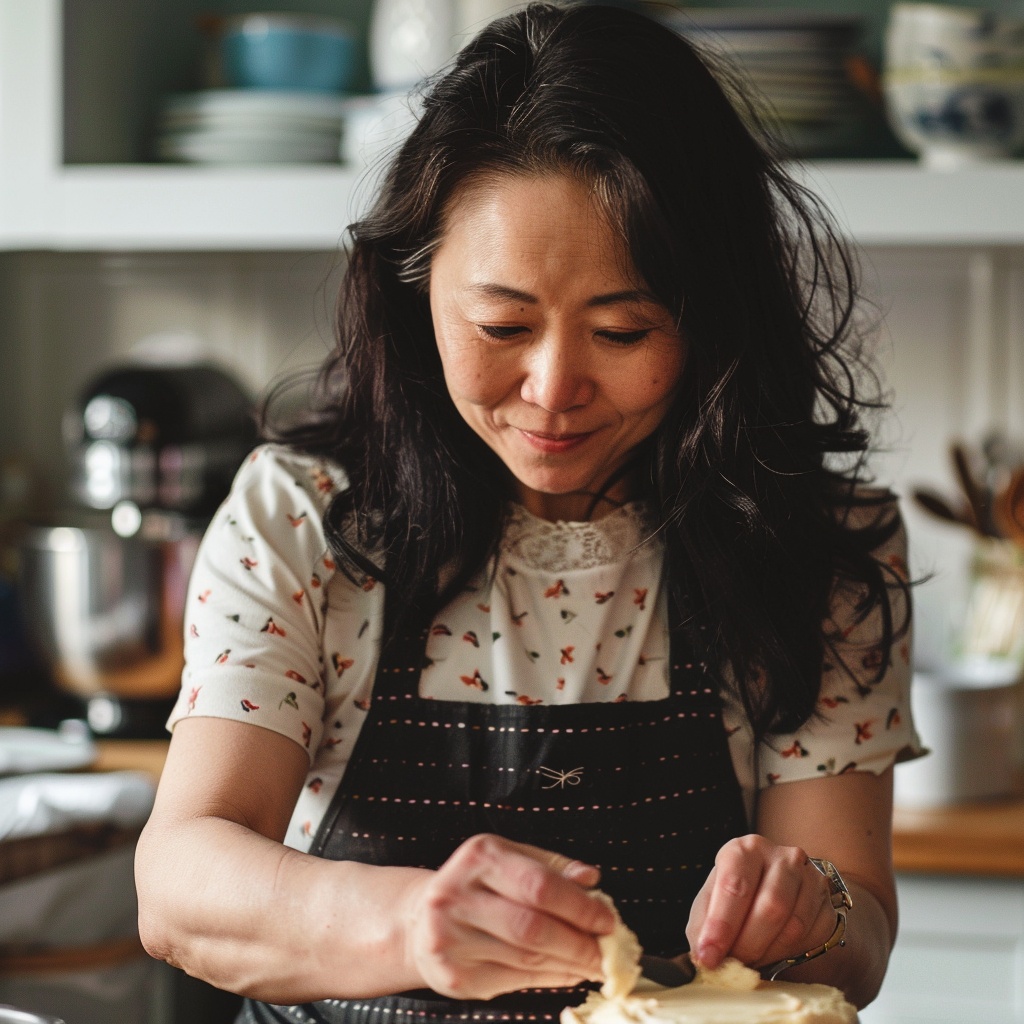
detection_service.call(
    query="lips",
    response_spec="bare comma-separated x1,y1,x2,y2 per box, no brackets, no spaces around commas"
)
517,428,595,454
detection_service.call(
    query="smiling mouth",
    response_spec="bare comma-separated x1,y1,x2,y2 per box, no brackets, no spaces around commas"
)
517,428,595,453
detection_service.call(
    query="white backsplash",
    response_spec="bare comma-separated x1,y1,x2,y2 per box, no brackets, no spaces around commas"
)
0,248,343,484
862,246,1024,669
1,243,1022,670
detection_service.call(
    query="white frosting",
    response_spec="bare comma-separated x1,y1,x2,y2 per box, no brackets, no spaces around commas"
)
691,960,760,991
572,892,855,1024
562,977,856,1024
590,890,642,1000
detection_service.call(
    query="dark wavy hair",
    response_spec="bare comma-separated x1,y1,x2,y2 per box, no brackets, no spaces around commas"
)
264,1,910,741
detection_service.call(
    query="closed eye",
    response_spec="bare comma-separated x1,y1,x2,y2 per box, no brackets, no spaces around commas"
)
477,325,527,340
596,329,652,346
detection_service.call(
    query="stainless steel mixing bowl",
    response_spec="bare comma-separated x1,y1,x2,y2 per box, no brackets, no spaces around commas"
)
0,1005,66,1023
16,512,202,701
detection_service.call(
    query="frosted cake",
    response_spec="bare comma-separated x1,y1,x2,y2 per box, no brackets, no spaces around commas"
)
563,892,856,1024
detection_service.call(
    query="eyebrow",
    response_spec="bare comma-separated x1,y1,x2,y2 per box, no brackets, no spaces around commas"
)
468,284,660,307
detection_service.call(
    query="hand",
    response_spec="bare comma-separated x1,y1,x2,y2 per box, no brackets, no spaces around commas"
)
402,833,615,1000
685,834,836,972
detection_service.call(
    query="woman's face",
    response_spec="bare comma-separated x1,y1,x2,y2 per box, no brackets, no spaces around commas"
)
429,172,686,522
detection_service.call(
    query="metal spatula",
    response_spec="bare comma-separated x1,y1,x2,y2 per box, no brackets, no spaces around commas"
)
638,953,697,987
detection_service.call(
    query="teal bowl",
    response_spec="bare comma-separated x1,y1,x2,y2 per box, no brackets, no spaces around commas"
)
221,14,357,94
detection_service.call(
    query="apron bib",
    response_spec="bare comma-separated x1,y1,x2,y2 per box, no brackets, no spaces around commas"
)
241,595,746,1024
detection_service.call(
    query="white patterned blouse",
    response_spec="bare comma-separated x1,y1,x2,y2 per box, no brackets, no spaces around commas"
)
167,445,924,851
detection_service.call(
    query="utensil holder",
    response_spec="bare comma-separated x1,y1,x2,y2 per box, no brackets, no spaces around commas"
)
895,669,1024,806
955,537,1024,679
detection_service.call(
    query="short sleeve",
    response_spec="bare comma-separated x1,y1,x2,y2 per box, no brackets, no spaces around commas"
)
733,499,926,791
166,444,349,761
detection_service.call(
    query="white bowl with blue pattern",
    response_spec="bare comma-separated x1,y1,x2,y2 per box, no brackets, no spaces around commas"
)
887,3,1024,73
884,71,1024,167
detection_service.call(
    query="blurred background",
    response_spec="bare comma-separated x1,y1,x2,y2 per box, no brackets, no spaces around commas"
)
3,1,1024,1022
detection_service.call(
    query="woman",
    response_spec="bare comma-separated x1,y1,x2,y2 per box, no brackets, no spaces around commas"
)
135,4,922,1021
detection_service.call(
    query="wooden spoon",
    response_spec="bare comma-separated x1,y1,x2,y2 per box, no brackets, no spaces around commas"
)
912,487,980,533
950,441,993,536
992,466,1024,547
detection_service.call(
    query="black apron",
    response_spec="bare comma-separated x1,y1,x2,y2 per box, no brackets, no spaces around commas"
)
240,594,747,1024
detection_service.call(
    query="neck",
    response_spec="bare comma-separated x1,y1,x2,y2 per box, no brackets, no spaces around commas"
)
514,482,634,523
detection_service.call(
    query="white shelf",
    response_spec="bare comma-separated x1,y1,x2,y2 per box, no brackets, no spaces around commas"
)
6,164,367,251
0,158,1019,252
800,160,1024,248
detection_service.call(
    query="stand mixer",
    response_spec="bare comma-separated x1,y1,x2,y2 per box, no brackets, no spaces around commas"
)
16,360,254,738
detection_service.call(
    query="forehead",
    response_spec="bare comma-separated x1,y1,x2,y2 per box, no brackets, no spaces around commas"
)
440,169,601,225
433,171,639,284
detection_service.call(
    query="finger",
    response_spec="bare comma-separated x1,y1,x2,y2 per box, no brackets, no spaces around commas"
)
760,860,834,965
437,959,599,1002
447,886,605,978
416,919,599,1000
482,967,597,995
503,837,603,890
693,838,766,968
685,869,714,954
727,847,805,964
451,835,615,936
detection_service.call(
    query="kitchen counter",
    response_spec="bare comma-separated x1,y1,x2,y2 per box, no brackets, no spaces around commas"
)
94,739,1024,878
893,798,1024,877
94,739,169,779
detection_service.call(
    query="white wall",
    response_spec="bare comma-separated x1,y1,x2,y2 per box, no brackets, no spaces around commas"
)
0,249,343,503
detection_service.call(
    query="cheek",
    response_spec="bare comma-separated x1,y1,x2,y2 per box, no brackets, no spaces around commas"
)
438,344,473,393
437,341,502,407
627,352,684,417
433,316,477,399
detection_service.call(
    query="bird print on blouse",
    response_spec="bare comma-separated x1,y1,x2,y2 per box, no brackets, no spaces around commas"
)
757,541,914,787
423,560,658,707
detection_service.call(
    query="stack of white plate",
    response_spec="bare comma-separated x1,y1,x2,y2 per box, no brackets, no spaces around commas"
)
650,7,868,158
156,90,347,165
340,91,421,166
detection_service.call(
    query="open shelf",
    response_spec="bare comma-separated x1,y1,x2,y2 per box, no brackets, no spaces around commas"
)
799,160,1024,248
2,1,1023,251
4,164,366,251
0,159,1017,252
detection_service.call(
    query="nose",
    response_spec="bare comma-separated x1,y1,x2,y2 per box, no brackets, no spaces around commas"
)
519,333,595,413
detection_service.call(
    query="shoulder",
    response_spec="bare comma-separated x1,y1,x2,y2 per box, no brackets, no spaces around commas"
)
834,487,908,568
835,486,901,525
227,444,349,522
827,487,910,610
195,444,350,593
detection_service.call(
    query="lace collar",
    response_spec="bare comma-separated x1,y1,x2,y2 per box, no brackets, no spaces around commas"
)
501,502,662,572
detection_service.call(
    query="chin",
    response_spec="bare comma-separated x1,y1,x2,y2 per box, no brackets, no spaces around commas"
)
518,472,594,497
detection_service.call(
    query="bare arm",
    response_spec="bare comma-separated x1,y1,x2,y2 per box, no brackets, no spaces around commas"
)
686,768,897,1009
135,717,612,1003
